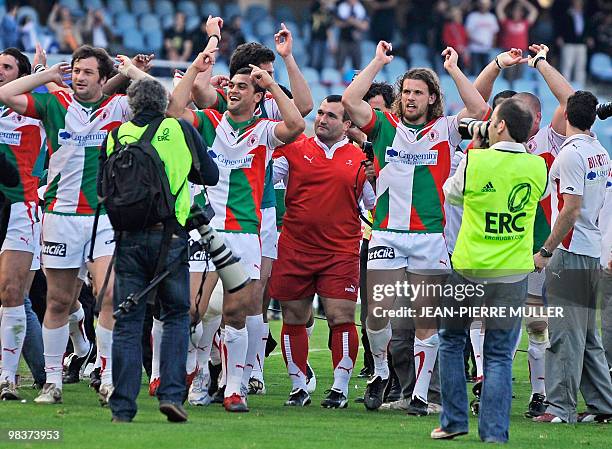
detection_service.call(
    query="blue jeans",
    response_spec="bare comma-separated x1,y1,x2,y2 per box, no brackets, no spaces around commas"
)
22,296,46,386
109,229,190,420
439,271,526,443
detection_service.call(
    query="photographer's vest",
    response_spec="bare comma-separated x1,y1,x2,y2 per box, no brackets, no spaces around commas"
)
452,148,548,279
105,118,193,225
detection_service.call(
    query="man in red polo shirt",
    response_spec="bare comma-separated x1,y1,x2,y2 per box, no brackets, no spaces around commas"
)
269,94,376,408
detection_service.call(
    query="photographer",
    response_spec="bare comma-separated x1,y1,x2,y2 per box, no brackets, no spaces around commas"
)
433,98,547,442
100,78,218,423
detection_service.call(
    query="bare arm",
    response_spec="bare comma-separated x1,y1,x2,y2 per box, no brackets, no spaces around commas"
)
473,49,524,102
275,23,313,117
0,63,71,115
522,0,539,25
443,47,488,121
191,16,224,108
250,65,304,143
544,194,582,251
527,44,574,134
103,53,155,95
495,0,510,21
167,49,216,121
342,41,393,128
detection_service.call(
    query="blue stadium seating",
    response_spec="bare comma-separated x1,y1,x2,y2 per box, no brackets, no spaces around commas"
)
408,43,429,63
223,3,242,20
302,67,321,85
255,19,275,39
246,4,269,22
123,28,145,52
201,2,222,19
512,78,537,94
131,0,151,15
178,1,198,17
140,13,161,32
186,16,201,33
144,29,163,54
154,0,175,17
212,61,229,76
320,67,342,85
114,12,138,34
590,53,612,83
107,0,128,15
16,6,39,26
275,5,296,24
88,0,104,11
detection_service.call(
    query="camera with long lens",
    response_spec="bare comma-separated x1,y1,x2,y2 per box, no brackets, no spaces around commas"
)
458,118,491,147
186,204,251,293
596,102,612,121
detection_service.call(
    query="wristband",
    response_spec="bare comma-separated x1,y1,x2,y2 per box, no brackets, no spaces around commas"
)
533,56,545,69
495,56,503,70
33,64,45,74
208,34,220,44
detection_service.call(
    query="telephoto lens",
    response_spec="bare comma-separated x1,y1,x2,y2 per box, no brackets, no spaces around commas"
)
458,118,490,146
596,102,612,120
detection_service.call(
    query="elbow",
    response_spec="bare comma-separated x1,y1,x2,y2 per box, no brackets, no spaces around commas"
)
474,102,489,120
298,100,314,118
289,117,306,140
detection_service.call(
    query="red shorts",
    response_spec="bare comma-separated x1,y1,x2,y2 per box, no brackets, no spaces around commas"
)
269,243,359,301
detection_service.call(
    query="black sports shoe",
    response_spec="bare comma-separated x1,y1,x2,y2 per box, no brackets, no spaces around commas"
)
363,375,388,411
284,388,311,407
265,331,278,356
406,396,429,416
577,412,612,423
470,397,480,416
211,385,225,404
89,367,101,393
321,388,348,409
208,361,222,395
159,401,188,422
358,366,373,378
64,343,96,384
525,393,547,418
384,377,402,403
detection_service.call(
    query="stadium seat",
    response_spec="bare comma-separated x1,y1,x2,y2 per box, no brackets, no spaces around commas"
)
409,58,432,69
310,83,330,106
123,29,145,52
329,83,346,96
213,61,229,76
491,77,510,94
275,5,296,24
275,68,290,87
246,4,269,22
186,15,201,33
154,0,175,17
282,21,300,36
320,68,342,86
59,0,80,12
590,53,612,82
108,0,128,15
131,0,151,15
139,13,161,32
360,40,377,60
512,79,537,94
223,3,242,20
144,29,163,54
177,1,198,17
201,2,222,19
255,19,275,39
408,43,429,62
114,12,138,34
88,0,104,11
302,67,321,85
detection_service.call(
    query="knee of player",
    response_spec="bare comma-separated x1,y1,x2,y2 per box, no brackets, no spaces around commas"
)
0,281,25,305
46,298,72,316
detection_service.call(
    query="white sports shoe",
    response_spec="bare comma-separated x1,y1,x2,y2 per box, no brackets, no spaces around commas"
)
34,383,63,404
188,368,211,406
98,384,114,407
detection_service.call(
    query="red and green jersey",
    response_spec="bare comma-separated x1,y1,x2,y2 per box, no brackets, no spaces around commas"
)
0,104,45,203
189,109,283,234
23,91,131,215
361,109,461,233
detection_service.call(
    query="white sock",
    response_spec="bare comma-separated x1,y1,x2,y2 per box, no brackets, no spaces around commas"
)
528,339,547,396
68,304,90,357
0,306,4,370
413,334,439,403
151,318,163,381
512,326,523,359
42,324,69,389
306,321,315,338
224,325,247,397
366,322,391,379
187,321,203,375
218,327,226,388
210,327,222,365
470,321,484,380
331,327,355,397
96,325,113,385
241,314,264,387
197,314,221,384
251,321,269,382
0,305,26,383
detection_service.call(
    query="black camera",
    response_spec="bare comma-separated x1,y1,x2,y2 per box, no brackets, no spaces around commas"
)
458,118,490,147
596,102,612,121
362,141,374,162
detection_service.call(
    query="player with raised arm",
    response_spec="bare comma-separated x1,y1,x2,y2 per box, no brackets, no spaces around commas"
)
342,41,488,415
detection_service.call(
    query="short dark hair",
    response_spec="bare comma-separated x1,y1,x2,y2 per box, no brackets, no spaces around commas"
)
364,82,395,110
324,94,350,121
0,48,31,77
492,89,517,110
229,43,275,78
566,90,598,131
495,97,533,143
71,45,114,81
234,66,266,94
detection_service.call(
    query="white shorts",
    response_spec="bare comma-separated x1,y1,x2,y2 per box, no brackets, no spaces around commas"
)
527,270,546,298
41,213,115,269
1,201,41,270
367,230,450,274
188,230,261,280
260,207,278,260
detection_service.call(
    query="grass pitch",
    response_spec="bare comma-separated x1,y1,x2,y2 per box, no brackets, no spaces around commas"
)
2,320,610,449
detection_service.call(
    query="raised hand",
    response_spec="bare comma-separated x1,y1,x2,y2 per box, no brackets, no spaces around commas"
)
48,62,71,87
526,43,549,68
274,23,293,58
206,15,223,37
374,41,393,65
33,43,47,69
210,74,230,89
133,53,155,72
442,47,459,71
250,64,275,89
116,54,133,76
192,48,218,73
496,48,524,68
